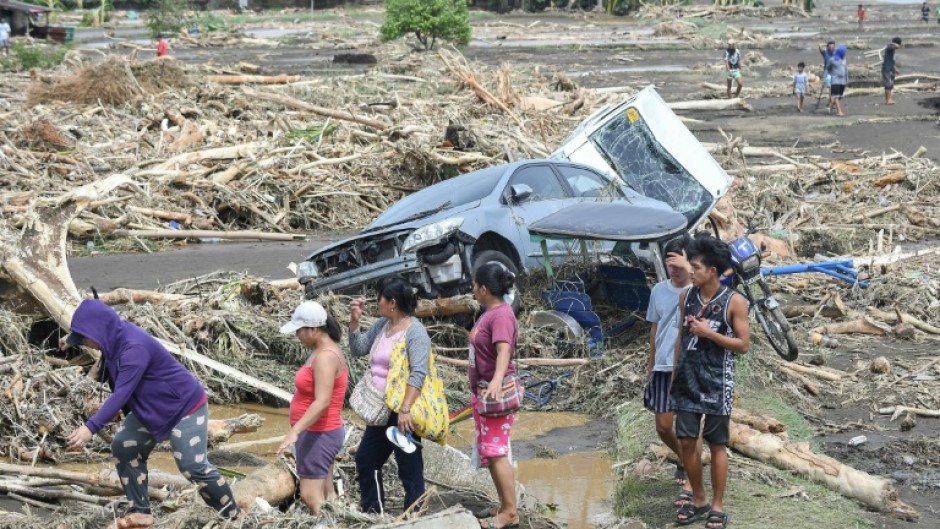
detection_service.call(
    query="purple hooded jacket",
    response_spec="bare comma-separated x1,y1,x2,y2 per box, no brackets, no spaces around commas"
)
71,299,205,441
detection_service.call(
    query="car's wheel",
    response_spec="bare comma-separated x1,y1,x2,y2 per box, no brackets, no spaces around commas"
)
471,249,521,313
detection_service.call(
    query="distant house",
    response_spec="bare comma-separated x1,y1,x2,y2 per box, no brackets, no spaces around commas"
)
0,0,54,37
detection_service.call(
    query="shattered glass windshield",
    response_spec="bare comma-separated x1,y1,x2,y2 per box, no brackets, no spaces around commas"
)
589,111,712,226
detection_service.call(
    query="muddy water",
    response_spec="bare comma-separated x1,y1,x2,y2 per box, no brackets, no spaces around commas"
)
56,406,614,528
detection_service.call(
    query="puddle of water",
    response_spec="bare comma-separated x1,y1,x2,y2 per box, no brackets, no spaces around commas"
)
518,451,615,528
448,411,591,449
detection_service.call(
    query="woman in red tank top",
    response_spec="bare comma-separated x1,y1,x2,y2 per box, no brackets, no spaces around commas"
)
278,301,348,515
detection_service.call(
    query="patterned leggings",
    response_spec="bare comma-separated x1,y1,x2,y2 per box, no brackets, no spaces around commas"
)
111,404,239,517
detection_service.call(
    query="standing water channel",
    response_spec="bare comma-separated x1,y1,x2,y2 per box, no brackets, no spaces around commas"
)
65,404,617,529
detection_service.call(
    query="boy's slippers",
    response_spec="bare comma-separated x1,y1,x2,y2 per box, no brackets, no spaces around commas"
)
474,506,499,519
675,502,711,526
386,426,420,454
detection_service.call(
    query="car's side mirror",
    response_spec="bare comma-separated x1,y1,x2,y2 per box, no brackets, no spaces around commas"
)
509,184,533,204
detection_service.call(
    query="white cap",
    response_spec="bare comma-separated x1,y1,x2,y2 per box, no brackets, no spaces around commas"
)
280,301,328,334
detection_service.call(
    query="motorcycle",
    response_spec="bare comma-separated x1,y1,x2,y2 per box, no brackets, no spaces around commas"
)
724,225,799,361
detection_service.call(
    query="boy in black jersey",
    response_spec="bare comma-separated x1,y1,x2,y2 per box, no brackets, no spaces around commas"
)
671,235,750,528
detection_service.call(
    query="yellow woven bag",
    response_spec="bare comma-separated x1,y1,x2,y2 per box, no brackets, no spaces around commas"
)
384,340,449,444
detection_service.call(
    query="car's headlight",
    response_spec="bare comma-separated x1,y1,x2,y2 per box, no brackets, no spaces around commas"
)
297,261,320,282
739,254,760,273
401,218,464,254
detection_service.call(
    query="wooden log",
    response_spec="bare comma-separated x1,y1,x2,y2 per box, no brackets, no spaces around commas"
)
206,414,265,445
777,365,821,396
0,481,111,505
668,98,753,112
813,316,891,336
152,142,259,171
231,460,296,512
127,206,192,224
0,463,169,501
243,88,390,131
883,405,940,421
782,304,846,319
730,409,787,435
776,362,844,381
111,229,305,242
867,308,940,335
95,288,189,306
208,74,299,85
728,422,918,520
415,295,479,318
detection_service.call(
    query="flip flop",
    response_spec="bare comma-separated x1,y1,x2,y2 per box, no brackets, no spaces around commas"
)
473,506,498,519
480,516,520,529
386,426,419,454
675,502,711,526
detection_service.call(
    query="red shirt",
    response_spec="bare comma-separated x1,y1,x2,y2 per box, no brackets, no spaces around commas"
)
857,8,865,19
289,349,347,432
157,39,168,57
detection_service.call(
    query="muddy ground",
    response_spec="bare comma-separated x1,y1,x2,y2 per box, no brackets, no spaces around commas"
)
48,1,940,528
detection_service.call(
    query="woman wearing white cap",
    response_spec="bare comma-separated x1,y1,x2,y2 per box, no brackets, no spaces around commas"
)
278,301,348,515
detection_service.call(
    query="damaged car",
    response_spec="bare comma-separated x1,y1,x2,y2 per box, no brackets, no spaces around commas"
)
297,86,732,303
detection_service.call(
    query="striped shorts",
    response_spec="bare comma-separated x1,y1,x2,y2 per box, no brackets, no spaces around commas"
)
643,371,673,414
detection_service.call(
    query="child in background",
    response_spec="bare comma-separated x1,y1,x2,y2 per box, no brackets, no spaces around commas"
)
857,5,866,29
793,62,809,112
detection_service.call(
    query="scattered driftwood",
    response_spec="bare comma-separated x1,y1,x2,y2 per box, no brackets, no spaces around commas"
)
0,462,170,501
776,364,821,396
880,405,940,421
207,74,299,85
668,98,753,112
777,362,844,382
728,422,918,520
95,288,189,306
111,229,305,242
867,308,940,336
206,414,265,445
231,460,296,512
243,88,391,131
730,409,788,436
415,295,479,318
439,49,523,126
813,316,891,336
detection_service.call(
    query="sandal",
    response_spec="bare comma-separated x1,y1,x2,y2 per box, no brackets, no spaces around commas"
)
675,502,711,526
706,510,730,529
473,506,498,519
480,516,520,529
673,489,693,508
673,464,688,486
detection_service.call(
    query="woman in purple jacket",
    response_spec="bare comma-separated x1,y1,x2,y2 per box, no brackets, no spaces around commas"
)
65,299,240,528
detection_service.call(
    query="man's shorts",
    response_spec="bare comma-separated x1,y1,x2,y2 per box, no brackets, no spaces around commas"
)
726,69,742,81
830,84,846,98
882,71,895,89
675,411,730,445
643,371,673,414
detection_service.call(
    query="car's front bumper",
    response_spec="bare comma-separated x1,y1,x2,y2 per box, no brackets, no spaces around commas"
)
302,254,420,297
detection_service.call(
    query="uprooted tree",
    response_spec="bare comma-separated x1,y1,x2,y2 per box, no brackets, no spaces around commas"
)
380,0,471,50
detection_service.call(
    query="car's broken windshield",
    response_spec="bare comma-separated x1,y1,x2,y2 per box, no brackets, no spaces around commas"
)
589,112,711,226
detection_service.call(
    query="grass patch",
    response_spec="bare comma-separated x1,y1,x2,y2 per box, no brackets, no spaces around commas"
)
686,16,729,41
612,402,872,528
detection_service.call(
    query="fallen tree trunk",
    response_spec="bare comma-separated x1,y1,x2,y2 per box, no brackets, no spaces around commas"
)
151,142,260,172
207,414,265,445
668,98,753,112
111,229,305,242
885,405,940,421
416,295,479,318
730,409,788,435
95,288,189,306
729,422,918,520
243,88,390,131
207,74,299,85
231,460,296,512
813,316,890,336
867,308,940,335
776,362,844,381
782,304,846,319
0,463,169,501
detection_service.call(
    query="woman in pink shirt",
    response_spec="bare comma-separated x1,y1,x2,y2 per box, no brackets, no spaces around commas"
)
469,263,520,529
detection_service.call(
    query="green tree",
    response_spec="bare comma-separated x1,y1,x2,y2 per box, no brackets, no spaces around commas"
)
146,0,194,38
380,0,471,50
